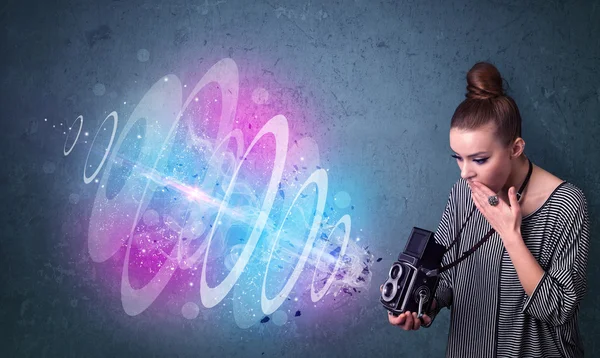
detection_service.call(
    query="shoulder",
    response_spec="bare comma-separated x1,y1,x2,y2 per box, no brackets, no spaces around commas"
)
541,182,590,235
552,182,588,214
533,165,587,212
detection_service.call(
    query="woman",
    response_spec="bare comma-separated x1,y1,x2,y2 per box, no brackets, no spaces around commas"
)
387,62,590,358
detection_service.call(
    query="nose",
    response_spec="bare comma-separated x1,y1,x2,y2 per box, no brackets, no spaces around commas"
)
460,162,475,181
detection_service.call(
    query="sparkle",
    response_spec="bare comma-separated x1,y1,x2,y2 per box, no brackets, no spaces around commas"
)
79,60,369,323
44,118,47,122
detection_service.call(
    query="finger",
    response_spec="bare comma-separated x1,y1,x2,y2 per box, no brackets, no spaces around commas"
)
412,312,421,330
508,186,520,212
387,311,398,325
472,183,503,207
422,314,432,326
473,185,491,204
387,312,396,325
471,189,484,212
397,313,407,325
402,311,413,330
469,181,479,196
473,181,495,197
388,312,406,326
470,183,486,203
471,188,480,205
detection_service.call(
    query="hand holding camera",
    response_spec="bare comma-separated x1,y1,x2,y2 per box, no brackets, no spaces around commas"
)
380,227,446,328
381,284,437,330
381,221,497,330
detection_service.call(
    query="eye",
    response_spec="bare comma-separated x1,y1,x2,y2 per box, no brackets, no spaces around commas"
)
451,154,462,161
474,158,488,165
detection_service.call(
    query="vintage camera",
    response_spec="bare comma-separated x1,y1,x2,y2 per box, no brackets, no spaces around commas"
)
380,227,446,317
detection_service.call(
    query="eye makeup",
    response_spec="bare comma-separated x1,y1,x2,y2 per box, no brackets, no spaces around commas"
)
451,154,489,164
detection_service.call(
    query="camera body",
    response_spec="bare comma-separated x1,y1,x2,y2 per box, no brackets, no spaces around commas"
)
380,227,446,317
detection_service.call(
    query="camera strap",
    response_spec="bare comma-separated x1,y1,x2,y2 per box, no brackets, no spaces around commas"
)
426,158,533,277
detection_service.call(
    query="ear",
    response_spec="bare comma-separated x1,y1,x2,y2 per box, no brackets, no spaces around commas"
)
510,137,526,159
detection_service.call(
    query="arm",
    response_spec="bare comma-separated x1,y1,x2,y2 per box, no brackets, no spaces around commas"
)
517,193,590,326
422,188,457,328
422,249,454,327
503,235,544,296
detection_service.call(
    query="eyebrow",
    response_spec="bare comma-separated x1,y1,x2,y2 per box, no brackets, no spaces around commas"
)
451,151,489,158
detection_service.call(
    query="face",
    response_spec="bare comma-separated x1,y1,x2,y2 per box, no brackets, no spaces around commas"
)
449,123,513,194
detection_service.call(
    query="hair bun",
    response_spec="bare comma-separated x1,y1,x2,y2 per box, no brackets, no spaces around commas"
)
466,62,505,100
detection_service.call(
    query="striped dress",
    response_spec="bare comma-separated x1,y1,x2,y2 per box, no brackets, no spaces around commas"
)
426,178,590,358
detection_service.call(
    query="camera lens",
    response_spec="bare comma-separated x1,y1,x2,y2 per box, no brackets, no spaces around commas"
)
383,282,394,297
390,264,402,279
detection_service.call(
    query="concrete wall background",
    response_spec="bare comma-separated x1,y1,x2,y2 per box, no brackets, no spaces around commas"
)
1,0,599,357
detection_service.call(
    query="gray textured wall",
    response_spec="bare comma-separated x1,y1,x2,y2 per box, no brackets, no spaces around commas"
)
1,0,599,357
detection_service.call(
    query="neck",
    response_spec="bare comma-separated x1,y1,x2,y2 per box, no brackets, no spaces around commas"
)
501,155,531,197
